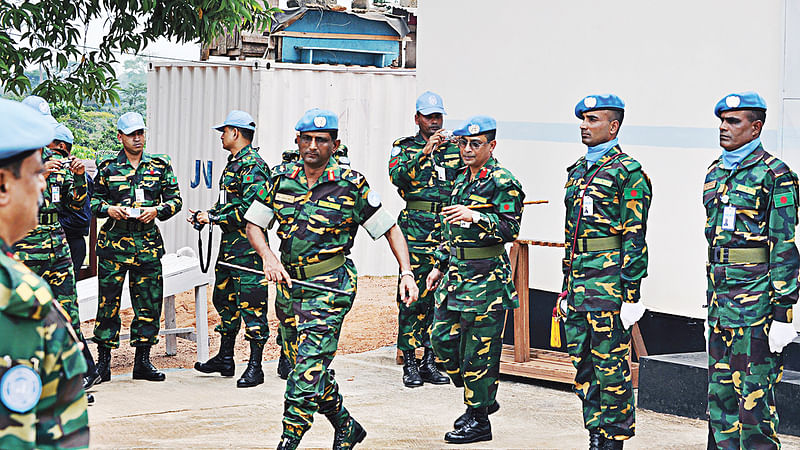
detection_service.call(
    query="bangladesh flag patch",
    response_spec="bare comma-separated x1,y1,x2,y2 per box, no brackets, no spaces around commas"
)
498,201,515,212
624,188,643,200
774,191,795,208
244,174,254,183
257,187,267,201
169,176,177,184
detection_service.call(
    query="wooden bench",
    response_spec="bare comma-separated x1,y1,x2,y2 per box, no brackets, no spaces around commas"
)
77,253,211,362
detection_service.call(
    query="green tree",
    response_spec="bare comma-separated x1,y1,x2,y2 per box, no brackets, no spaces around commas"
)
0,1,280,106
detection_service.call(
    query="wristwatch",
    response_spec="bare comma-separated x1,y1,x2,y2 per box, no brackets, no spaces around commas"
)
400,270,414,279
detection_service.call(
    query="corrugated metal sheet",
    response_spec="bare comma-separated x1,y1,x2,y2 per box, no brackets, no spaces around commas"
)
147,62,416,276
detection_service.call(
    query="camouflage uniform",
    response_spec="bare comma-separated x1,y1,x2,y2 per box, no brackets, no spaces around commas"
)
704,145,799,449
0,238,89,449
91,150,182,348
209,145,270,343
245,157,395,442
562,145,652,441
430,157,525,408
389,134,462,351
13,148,86,335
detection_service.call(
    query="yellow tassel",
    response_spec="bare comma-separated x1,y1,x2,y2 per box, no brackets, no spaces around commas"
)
550,307,562,348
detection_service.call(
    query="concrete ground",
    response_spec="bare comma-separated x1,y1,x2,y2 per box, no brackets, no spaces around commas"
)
87,347,800,449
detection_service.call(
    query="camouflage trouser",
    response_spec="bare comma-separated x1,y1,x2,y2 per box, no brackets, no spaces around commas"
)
396,252,437,351
565,309,635,441
212,262,269,343
708,323,782,449
13,226,82,338
93,258,163,348
275,286,298,368
431,301,504,408
281,260,357,441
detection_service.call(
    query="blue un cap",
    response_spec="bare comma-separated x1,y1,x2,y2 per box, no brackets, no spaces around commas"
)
416,91,446,115
0,98,56,161
295,108,338,132
213,110,256,131
21,95,59,128
117,112,147,134
53,124,74,144
714,92,767,118
575,94,625,119
453,115,497,137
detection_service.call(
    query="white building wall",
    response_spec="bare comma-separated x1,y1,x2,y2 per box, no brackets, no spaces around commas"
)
417,0,786,319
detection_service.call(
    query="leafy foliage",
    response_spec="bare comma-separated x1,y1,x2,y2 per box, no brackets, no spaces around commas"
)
0,1,280,105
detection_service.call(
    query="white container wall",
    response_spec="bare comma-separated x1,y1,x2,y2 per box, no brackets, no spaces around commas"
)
147,62,417,277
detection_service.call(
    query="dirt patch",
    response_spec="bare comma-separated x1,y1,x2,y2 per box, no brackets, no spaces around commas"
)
80,276,400,375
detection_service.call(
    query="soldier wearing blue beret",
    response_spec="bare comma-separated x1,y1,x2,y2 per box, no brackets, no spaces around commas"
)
705,92,798,449
563,94,652,450
426,115,526,444
244,108,418,449
0,98,89,448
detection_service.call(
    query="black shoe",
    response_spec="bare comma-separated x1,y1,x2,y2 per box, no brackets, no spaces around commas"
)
402,350,423,387
86,393,95,405
333,416,367,449
277,352,291,380
276,435,301,450
590,429,605,450
195,334,236,376
95,346,111,384
601,438,623,450
454,401,500,429
418,347,449,385
237,341,265,388
83,370,101,390
132,345,166,381
444,406,492,444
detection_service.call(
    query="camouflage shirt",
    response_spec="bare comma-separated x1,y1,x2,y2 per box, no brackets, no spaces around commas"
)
704,145,800,327
562,146,652,311
389,134,463,254
0,239,89,449
245,157,395,266
208,145,271,259
433,156,525,313
14,148,86,262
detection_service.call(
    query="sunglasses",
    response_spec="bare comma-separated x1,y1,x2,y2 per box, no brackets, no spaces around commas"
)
456,138,489,150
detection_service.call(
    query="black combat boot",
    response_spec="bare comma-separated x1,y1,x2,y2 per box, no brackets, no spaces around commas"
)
444,406,492,444
132,345,166,381
332,416,367,449
600,438,623,450
94,345,111,383
276,435,301,450
453,400,500,429
402,349,423,387
277,352,291,380
589,429,605,450
82,338,101,389
194,334,236,376
418,347,449,384
237,341,265,388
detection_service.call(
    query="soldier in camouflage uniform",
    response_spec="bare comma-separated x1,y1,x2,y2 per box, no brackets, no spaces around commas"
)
91,112,183,383
561,95,651,450
426,115,525,445
389,91,458,387
704,92,799,449
192,110,271,388
244,108,418,450
0,97,89,449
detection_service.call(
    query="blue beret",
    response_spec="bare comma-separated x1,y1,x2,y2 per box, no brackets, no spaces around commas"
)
416,91,446,115
714,92,766,118
21,95,59,128
0,98,55,159
214,110,256,131
574,94,625,119
453,115,497,137
54,124,74,144
295,108,338,132
117,112,147,134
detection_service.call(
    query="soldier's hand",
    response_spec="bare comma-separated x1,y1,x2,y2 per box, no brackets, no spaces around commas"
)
107,205,129,220
422,130,446,155
442,204,473,224
263,257,292,288
68,157,85,175
43,159,61,175
187,209,210,225
137,207,158,223
399,274,419,306
426,268,443,291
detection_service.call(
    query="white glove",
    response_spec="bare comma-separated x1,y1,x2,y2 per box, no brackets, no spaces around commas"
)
768,321,797,354
620,302,646,330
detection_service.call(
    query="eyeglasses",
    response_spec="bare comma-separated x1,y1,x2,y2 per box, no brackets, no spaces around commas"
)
456,138,489,150
299,135,332,146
